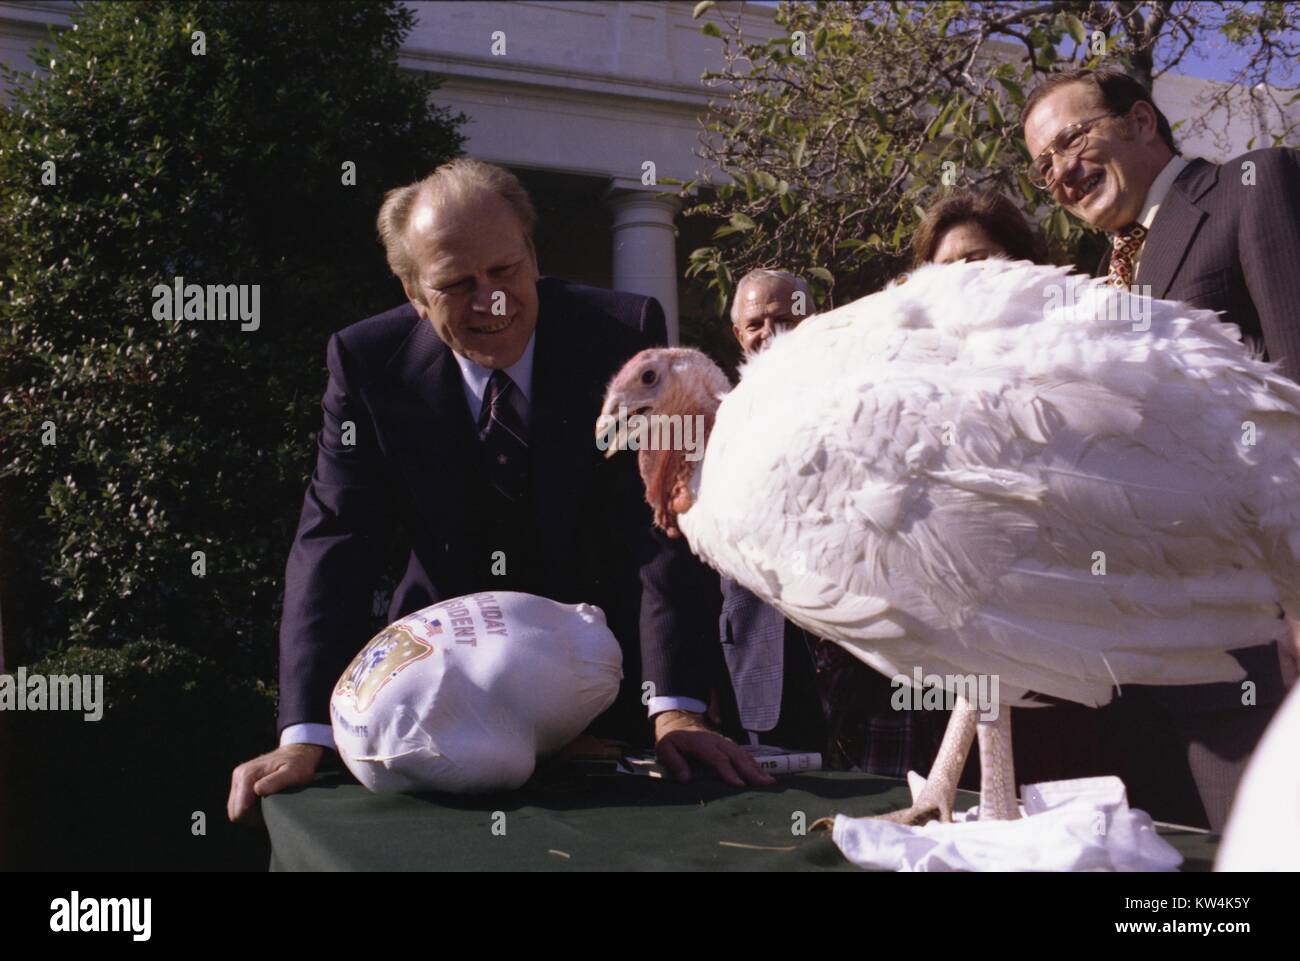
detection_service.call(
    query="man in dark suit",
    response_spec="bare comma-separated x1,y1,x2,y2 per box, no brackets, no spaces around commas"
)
649,270,929,785
1022,66,1300,829
228,158,709,820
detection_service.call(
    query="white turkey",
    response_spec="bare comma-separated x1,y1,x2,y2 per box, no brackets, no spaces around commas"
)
597,258,1300,824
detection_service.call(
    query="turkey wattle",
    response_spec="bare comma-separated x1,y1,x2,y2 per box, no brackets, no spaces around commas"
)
596,258,1300,822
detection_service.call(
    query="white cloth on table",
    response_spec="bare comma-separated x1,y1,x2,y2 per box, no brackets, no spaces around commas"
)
831,776,1183,872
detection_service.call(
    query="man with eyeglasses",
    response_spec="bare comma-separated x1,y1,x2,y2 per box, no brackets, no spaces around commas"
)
1021,66,1300,831
1023,67,1300,378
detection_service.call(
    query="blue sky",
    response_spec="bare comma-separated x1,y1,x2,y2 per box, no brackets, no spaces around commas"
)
1172,27,1286,85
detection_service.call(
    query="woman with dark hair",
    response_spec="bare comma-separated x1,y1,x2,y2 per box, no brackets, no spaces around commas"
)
911,189,1049,268
908,190,1107,798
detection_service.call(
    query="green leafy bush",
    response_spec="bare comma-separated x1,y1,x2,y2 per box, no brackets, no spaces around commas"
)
0,0,465,679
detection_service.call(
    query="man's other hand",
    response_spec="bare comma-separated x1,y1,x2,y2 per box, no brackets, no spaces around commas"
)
227,743,326,823
653,710,775,787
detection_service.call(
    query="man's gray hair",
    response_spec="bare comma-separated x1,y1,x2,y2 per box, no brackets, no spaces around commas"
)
730,269,812,325
376,158,537,288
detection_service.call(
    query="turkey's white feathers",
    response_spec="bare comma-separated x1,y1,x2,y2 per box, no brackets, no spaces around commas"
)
681,260,1300,707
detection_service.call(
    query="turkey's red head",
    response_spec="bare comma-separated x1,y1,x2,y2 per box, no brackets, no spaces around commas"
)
596,348,730,537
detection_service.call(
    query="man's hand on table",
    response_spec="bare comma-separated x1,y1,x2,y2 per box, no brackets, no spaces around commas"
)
653,710,775,788
228,743,326,823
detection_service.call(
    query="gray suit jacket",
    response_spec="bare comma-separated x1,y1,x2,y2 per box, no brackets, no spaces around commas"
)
1098,149,1298,715
1111,148,1300,382
719,578,789,732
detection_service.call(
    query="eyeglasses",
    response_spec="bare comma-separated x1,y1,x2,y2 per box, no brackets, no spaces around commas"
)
1027,112,1119,189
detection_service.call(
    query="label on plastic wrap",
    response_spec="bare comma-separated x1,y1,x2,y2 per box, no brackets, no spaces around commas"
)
330,592,622,794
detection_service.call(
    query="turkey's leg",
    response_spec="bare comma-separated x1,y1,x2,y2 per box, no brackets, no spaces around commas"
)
877,694,977,825
975,704,1020,821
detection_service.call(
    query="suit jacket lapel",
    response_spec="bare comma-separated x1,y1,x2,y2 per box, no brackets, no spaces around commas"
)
529,286,596,578
380,314,481,549
1136,158,1215,299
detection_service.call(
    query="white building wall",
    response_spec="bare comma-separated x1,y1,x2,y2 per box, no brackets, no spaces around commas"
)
2,0,1295,338
4,1,1291,167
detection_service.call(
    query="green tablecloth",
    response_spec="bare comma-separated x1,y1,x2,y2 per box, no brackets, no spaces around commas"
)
263,766,1219,871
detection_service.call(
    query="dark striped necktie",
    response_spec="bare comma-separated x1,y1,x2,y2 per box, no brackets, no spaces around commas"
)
478,369,530,503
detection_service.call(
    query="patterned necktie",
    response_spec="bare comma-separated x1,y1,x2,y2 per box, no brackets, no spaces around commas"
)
1107,222,1148,289
478,369,529,503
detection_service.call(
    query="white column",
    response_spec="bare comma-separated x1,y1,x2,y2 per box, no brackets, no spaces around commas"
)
604,183,682,345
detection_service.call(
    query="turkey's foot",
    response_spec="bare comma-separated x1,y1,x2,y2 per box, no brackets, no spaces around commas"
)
875,770,957,825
